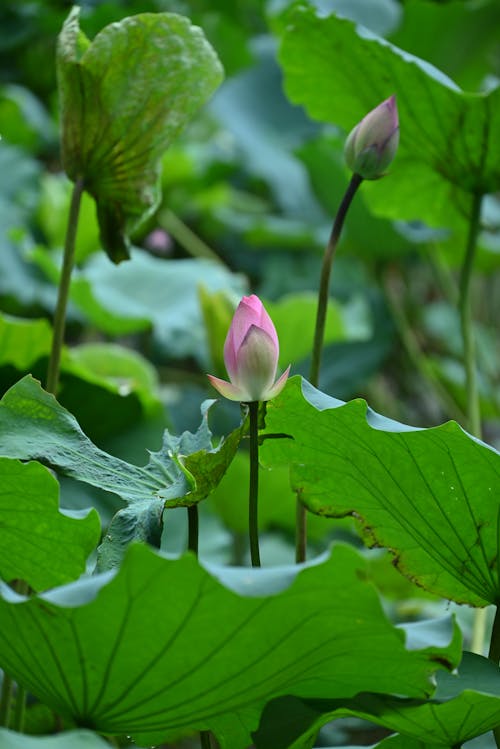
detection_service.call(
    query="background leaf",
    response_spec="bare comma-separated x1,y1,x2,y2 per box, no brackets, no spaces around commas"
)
277,4,500,232
262,377,500,606
34,249,246,362
0,458,100,590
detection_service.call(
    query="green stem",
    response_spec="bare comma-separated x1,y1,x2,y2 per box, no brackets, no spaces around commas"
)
200,730,212,748
248,401,261,567
309,173,363,388
12,683,25,733
458,192,485,658
161,209,223,264
490,606,500,748
0,673,13,728
384,271,466,424
296,173,363,564
46,176,85,395
458,191,483,440
489,605,500,664
188,505,212,749
187,505,199,557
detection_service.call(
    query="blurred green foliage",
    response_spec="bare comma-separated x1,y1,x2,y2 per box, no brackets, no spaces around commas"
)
0,0,499,599
1,1,500,746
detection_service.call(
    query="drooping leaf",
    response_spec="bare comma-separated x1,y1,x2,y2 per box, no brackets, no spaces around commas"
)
0,458,100,591
0,543,460,749
277,4,500,231
262,377,500,606
57,7,224,261
0,376,244,568
254,652,500,748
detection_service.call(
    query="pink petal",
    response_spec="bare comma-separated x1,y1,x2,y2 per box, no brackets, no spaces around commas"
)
207,375,249,402
262,365,290,401
224,296,261,380
235,325,278,401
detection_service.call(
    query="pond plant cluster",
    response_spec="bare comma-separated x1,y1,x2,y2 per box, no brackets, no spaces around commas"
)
0,1,500,748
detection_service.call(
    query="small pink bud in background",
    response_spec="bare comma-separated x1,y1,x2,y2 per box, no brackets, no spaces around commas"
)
344,95,399,180
207,295,290,403
144,228,173,256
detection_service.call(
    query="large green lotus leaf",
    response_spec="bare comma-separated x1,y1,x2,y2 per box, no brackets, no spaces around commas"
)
0,376,244,568
0,458,99,591
57,8,223,262
261,377,500,606
277,4,500,230
0,543,460,749
0,730,110,749
254,652,500,748
389,0,500,92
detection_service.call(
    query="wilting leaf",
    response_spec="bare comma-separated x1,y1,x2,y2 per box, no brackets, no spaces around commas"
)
57,8,223,261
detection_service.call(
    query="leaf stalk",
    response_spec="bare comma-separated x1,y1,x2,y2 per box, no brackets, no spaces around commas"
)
297,172,363,563
46,176,85,395
248,401,261,567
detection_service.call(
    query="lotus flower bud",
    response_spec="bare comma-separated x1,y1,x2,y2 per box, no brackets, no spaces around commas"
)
207,295,290,403
344,95,399,180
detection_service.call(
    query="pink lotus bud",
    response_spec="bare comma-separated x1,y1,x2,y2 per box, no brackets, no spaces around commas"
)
344,95,399,180
207,295,290,403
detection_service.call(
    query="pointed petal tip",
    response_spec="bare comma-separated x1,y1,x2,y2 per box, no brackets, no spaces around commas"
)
207,375,248,402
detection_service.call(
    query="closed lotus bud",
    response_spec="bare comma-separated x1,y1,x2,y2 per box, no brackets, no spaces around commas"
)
207,295,290,403
344,95,399,180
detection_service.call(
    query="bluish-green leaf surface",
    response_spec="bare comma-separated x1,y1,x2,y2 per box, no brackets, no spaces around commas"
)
277,4,500,231
57,8,223,261
262,377,500,606
33,249,246,363
254,652,500,748
0,730,110,749
0,543,460,749
0,458,100,591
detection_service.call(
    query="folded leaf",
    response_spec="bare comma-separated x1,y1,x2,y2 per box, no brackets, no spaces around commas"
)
57,8,223,261
254,651,500,748
0,376,244,568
